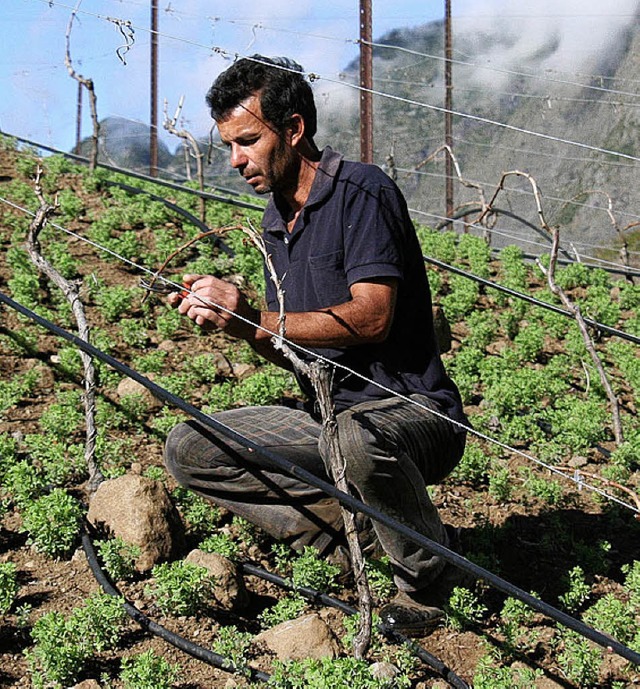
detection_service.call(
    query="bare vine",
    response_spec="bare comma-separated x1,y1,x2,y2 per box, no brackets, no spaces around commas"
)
65,0,100,171
241,220,373,658
25,167,103,491
163,97,207,224
556,189,640,279
471,171,628,446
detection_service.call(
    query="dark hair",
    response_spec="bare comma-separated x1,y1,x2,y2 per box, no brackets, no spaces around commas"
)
206,55,317,140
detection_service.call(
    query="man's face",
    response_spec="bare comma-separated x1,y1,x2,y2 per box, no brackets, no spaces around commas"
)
217,95,298,195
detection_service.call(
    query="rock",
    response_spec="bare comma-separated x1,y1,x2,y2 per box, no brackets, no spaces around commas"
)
370,661,400,681
232,363,255,380
87,474,185,571
254,613,340,661
432,305,452,353
185,549,249,611
158,339,178,352
72,681,101,689
116,376,161,411
211,351,234,378
568,455,589,468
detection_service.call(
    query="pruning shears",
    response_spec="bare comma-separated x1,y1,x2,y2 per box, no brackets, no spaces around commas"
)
139,277,190,300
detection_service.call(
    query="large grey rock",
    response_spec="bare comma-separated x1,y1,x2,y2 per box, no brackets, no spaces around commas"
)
254,613,339,661
87,474,184,572
185,549,249,611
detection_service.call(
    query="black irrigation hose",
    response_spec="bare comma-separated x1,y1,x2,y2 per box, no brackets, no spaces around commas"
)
424,254,640,345
240,563,470,689
102,179,234,256
6,133,266,213
2,290,640,668
81,527,271,683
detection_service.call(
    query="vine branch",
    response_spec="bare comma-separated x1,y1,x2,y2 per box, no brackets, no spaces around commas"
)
25,166,103,491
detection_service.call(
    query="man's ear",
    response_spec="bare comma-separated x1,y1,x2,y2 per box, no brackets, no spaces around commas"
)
289,113,305,147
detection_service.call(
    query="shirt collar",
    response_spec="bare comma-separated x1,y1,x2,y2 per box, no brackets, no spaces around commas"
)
262,147,343,234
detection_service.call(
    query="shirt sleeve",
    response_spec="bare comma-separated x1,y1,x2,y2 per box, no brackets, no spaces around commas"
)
342,174,406,286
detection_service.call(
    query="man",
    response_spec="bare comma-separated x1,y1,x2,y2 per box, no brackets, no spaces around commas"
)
164,55,469,635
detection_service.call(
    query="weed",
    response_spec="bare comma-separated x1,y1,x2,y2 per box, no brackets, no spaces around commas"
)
69,592,127,653
119,317,149,348
0,368,39,418
120,649,180,689
28,611,85,687
211,624,254,674
445,586,487,631
25,433,83,486
441,274,479,321
28,593,126,687
473,651,543,688
150,408,186,437
259,592,307,628
155,305,183,339
146,560,216,616
622,560,640,609
171,485,222,537
38,389,84,440
95,284,136,322
558,565,591,613
269,653,411,688
556,629,601,688
449,441,492,486
132,348,167,373
20,488,83,558
583,593,635,646
497,244,528,291
233,367,295,407
199,532,240,561
418,227,457,263
463,310,498,350
0,562,19,614
520,467,566,506
498,595,537,655
289,546,341,592
365,555,394,602
456,233,491,278
97,537,141,581
1,460,47,508
488,466,512,502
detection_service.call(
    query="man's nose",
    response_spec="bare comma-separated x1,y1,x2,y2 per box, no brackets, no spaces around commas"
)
229,143,247,169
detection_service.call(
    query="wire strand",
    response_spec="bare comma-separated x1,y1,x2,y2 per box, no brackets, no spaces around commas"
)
2,194,638,516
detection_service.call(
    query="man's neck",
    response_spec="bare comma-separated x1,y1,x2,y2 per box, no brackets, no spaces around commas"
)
282,145,322,214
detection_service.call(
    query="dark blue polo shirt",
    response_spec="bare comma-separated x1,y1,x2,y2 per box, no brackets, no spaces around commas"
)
261,147,466,427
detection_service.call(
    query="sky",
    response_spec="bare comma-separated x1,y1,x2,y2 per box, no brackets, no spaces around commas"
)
1,0,638,154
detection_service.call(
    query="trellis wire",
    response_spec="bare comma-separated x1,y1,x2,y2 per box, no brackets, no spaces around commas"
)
1,193,638,517
1,289,639,668
24,0,640,164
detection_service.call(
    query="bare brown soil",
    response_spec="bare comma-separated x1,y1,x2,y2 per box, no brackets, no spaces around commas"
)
0,146,639,688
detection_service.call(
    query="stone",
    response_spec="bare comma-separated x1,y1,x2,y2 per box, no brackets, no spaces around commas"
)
116,376,161,411
370,661,400,681
72,681,101,689
185,549,249,611
254,613,340,661
232,363,255,380
87,474,185,572
211,351,233,378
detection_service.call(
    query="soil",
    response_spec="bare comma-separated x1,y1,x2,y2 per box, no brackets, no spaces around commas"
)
0,145,639,688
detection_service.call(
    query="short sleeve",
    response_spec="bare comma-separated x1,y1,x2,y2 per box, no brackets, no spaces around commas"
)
342,175,406,285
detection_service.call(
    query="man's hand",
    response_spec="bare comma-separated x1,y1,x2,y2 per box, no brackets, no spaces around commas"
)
169,274,258,341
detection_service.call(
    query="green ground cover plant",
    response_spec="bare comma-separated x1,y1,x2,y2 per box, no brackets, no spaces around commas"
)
0,146,638,687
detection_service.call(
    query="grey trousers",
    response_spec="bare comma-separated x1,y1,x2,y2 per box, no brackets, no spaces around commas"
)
164,394,465,592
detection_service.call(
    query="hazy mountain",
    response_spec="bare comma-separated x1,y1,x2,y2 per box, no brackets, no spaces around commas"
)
84,14,640,253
